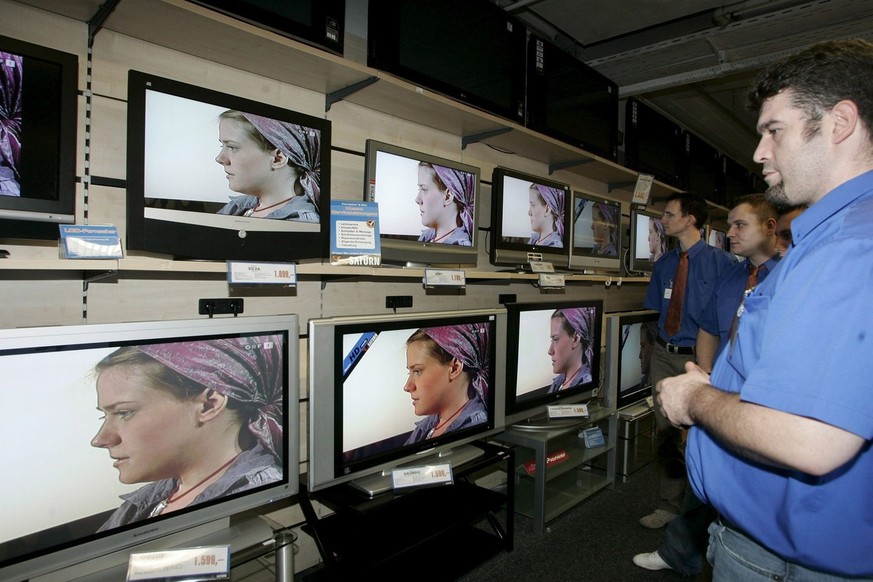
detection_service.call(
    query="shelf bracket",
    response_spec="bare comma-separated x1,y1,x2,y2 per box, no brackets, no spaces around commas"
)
548,158,594,174
325,76,379,111
607,181,637,193
461,127,513,150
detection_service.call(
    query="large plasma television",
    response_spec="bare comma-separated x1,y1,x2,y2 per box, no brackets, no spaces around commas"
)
126,70,331,261
308,309,507,496
363,139,481,267
0,34,78,239
0,315,299,581
489,166,572,270
568,190,622,272
624,97,683,189
604,310,658,410
505,300,604,428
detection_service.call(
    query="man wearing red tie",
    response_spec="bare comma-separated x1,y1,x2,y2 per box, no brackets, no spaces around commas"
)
641,192,735,529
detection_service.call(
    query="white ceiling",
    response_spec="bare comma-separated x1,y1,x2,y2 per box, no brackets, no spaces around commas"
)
499,0,873,174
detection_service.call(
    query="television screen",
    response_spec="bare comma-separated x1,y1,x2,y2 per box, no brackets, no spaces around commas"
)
628,208,667,273
722,155,752,208
489,166,571,269
308,309,507,496
707,225,730,252
604,310,658,410
505,300,604,427
189,0,344,56
363,139,481,267
682,132,722,204
526,32,618,161
368,0,527,124
0,315,299,581
568,190,622,272
126,70,331,261
0,34,77,238
624,98,682,188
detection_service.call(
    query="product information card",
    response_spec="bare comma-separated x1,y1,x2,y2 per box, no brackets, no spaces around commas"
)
330,200,381,266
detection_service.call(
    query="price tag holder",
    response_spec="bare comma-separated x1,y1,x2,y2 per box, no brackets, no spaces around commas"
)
391,463,454,491
127,545,230,581
548,403,589,418
423,268,466,288
227,261,297,287
632,173,655,206
529,260,554,273
538,273,565,288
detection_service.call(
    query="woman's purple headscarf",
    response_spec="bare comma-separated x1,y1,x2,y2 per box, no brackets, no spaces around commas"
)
241,112,321,210
420,323,490,402
0,51,23,197
137,336,284,460
594,202,620,248
533,184,565,240
432,164,475,236
556,307,595,367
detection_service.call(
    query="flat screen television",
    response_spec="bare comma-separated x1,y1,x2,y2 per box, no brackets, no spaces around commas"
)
525,32,618,161
628,207,667,274
682,131,722,204
721,154,752,208
126,70,331,261
707,225,730,252
0,315,299,581
568,190,622,272
604,310,658,411
489,166,571,270
308,308,507,496
363,139,481,267
189,0,344,56
505,300,604,429
623,98,682,188
367,0,527,124
0,34,77,240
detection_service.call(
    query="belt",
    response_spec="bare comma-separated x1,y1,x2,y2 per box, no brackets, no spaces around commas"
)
656,336,695,355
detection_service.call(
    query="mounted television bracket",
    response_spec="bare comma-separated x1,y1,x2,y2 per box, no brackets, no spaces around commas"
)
325,76,379,111
198,298,244,317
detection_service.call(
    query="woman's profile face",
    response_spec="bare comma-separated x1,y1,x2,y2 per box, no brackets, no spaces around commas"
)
415,166,450,229
403,341,454,417
215,118,276,198
548,317,580,375
648,220,660,255
91,366,202,485
528,187,550,233
592,207,611,246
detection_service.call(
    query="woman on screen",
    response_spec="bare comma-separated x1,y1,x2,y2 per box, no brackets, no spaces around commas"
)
592,203,619,256
0,51,23,197
649,218,668,261
547,308,595,393
416,162,474,246
403,324,490,444
528,184,565,247
91,337,284,531
215,110,320,222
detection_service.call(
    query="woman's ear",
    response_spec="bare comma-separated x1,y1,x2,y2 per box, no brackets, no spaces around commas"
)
448,358,465,381
198,389,229,423
271,149,290,169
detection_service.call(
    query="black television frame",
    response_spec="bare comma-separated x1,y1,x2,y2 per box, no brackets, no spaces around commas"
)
367,0,527,125
0,34,78,239
624,97,683,188
126,70,331,262
525,32,619,161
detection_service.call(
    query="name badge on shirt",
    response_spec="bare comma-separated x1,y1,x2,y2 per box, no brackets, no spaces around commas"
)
664,288,672,299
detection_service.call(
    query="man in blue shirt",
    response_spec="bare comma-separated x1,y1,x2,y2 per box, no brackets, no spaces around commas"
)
640,192,735,529
695,194,781,372
658,39,873,579
634,193,782,574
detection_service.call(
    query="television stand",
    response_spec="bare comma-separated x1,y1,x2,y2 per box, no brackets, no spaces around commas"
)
299,441,514,580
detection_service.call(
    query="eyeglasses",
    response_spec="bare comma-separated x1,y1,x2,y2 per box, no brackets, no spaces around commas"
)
661,210,686,220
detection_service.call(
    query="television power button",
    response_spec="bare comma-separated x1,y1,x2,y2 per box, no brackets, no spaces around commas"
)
238,230,247,239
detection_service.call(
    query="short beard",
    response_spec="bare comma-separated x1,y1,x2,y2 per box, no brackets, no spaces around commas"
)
765,182,790,206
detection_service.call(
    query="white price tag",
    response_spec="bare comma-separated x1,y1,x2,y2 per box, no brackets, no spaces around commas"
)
127,545,230,581
633,173,655,206
391,463,454,490
423,268,466,287
529,260,555,273
538,273,565,288
548,404,589,418
227,261,297,286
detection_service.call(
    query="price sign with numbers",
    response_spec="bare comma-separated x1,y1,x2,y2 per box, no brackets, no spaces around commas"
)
391,463,454,490
227,261,297,286
127,545,230,581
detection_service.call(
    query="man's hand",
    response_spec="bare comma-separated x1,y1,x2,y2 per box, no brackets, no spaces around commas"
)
656,360,711,428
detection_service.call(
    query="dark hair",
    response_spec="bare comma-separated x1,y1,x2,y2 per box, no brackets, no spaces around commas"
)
734,193,778,224
666,192,709,228
747,40,873,140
